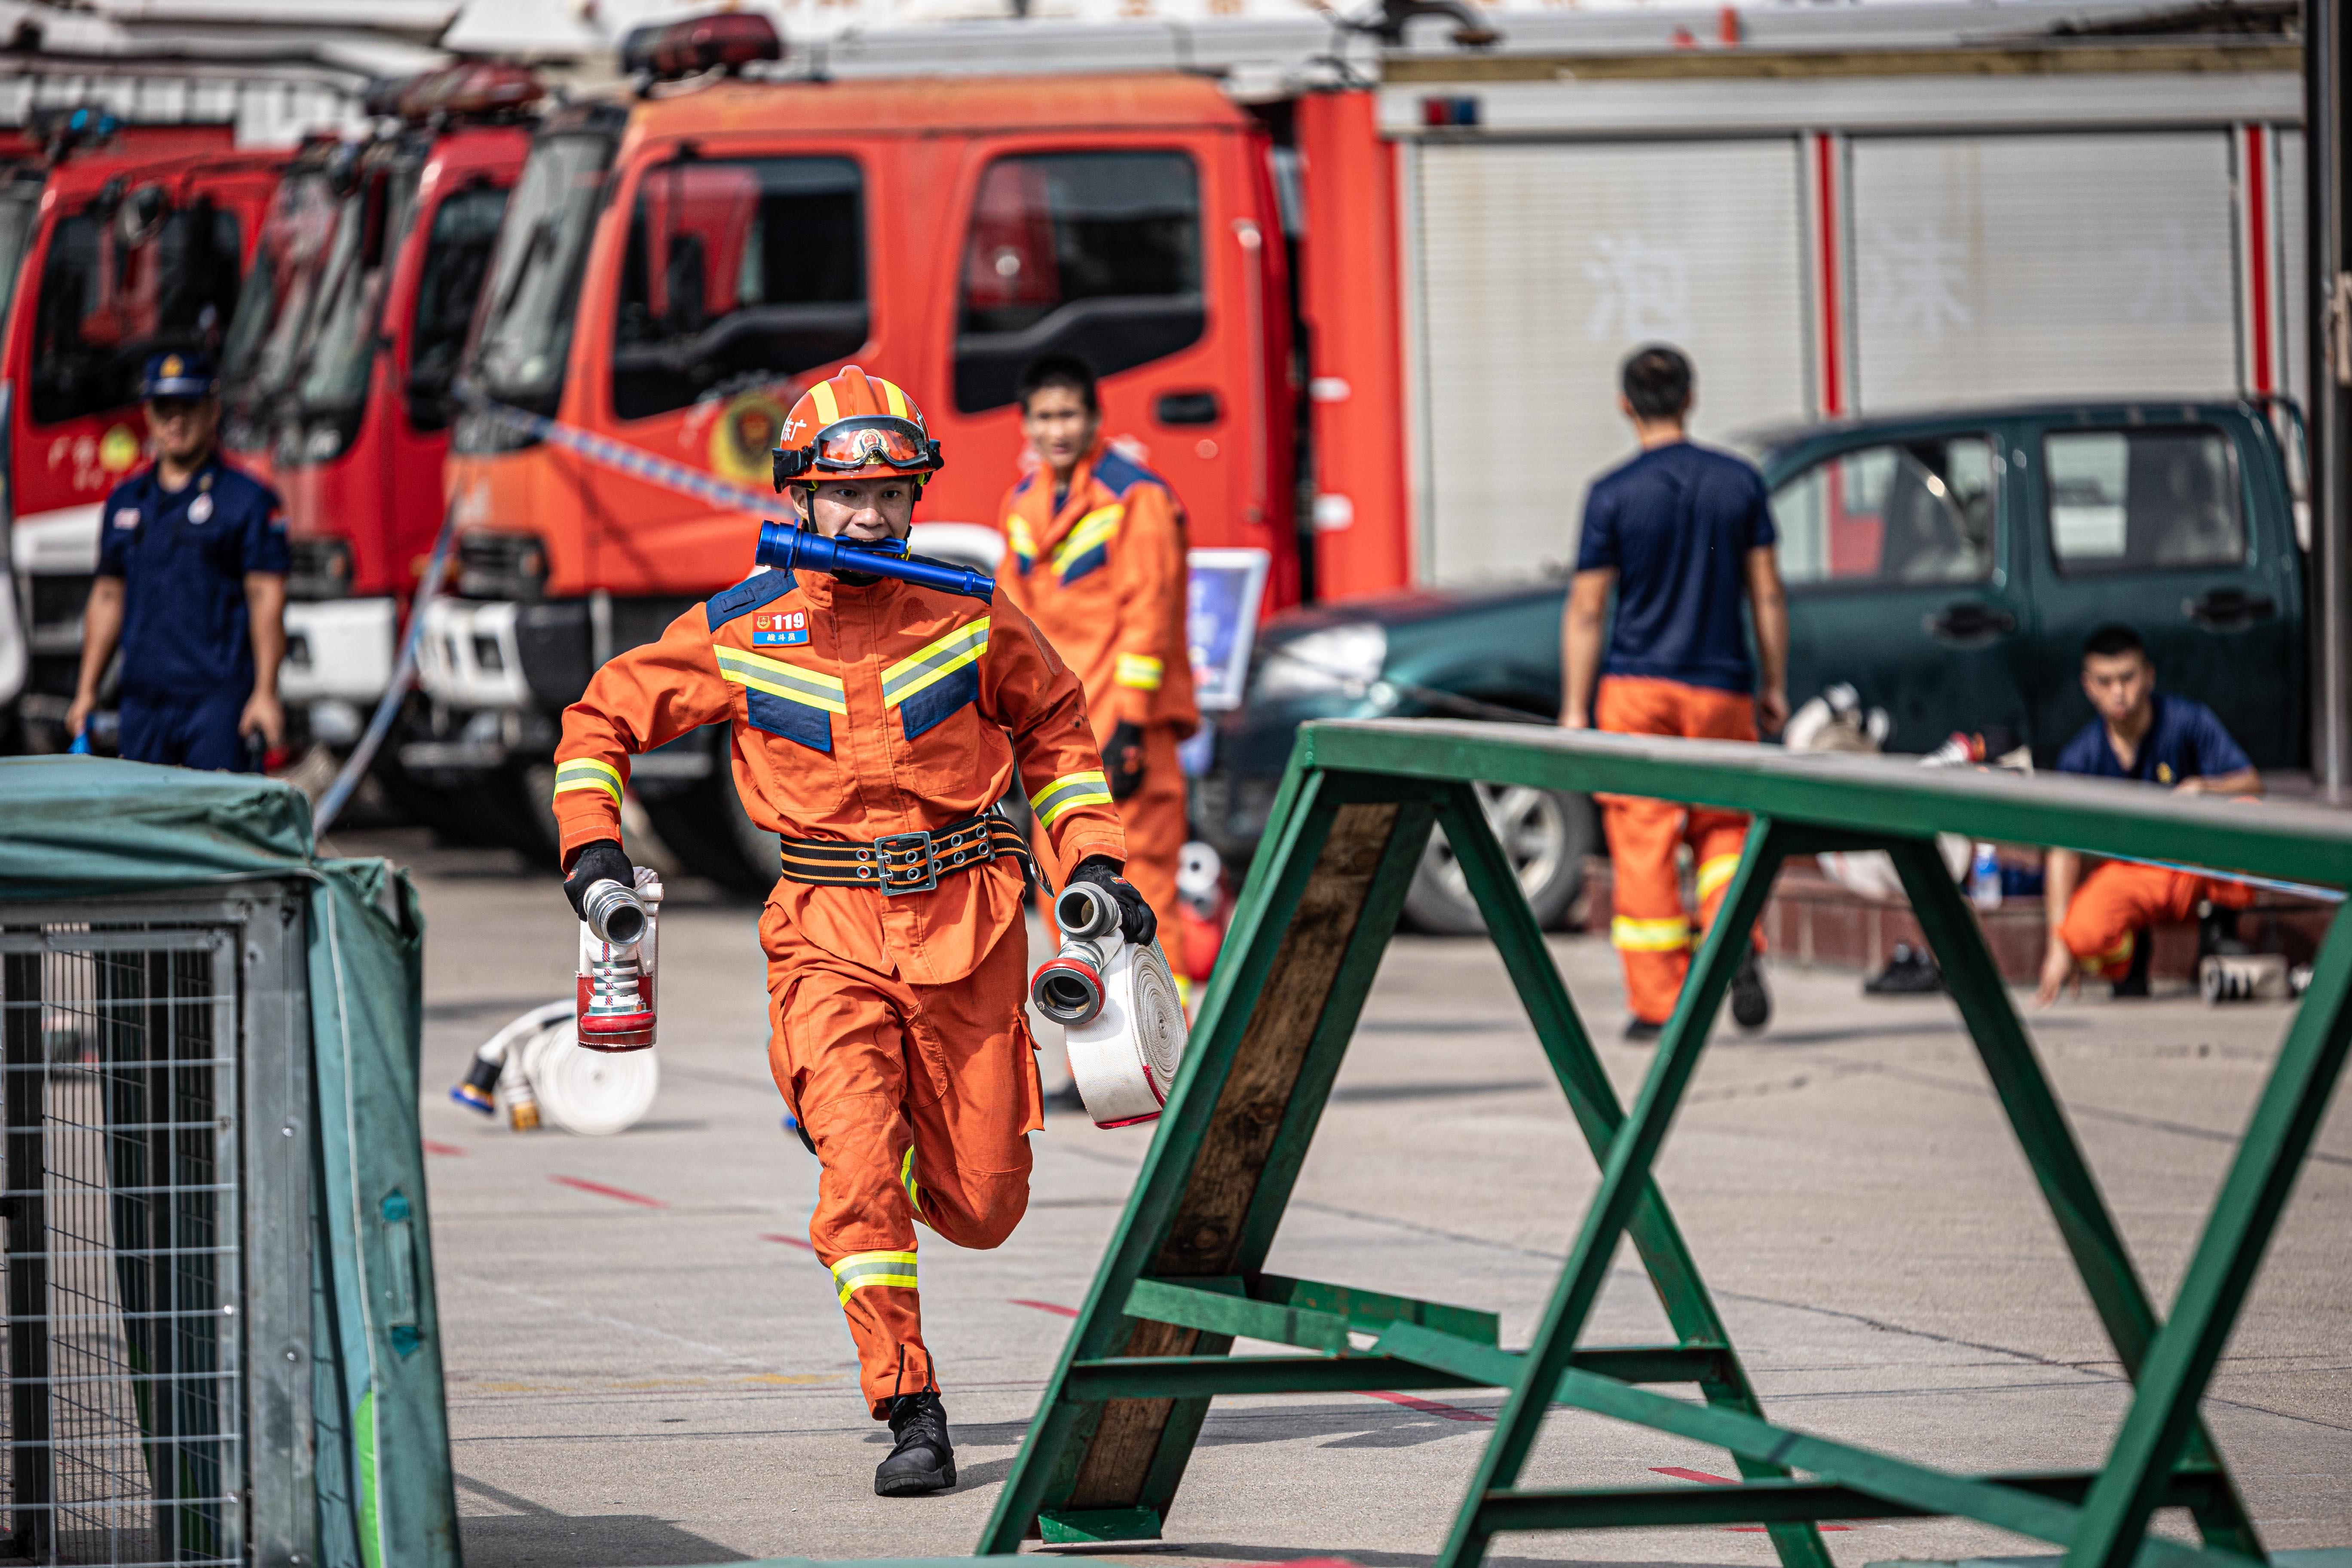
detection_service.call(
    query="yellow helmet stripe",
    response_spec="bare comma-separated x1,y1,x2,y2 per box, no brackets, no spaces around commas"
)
809,377,841,427
879,378,910,420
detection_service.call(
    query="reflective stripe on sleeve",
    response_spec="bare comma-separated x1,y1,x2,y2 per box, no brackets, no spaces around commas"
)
881,618,991,709
900,1147,921,1216
1610,915,1691,953
1007,514,1037,569
552,758,623,805
1033,769,1113,830
831,1250,919,1305
1696,854,1743,903
1115,653,1164,691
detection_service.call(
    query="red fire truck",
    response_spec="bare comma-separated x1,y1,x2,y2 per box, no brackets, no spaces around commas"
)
3,120,286,747
223,65,536,822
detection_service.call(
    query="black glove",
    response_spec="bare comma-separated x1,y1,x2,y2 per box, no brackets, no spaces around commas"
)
1070,855,1156,947
1102,720,1147,802
563,839,634,920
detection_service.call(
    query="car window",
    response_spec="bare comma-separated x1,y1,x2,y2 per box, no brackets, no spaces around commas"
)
611,155,867,422
2045,427,2243,574
953,151,1202,414
1770,436,1997,587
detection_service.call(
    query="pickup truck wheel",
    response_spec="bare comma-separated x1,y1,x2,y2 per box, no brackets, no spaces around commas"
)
639,772,780,898
1403,784,1592,935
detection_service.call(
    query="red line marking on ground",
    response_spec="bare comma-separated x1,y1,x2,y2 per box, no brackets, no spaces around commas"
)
550,1175,665,1208
762,1233,815,1252
1654,1466,1735,1485
1651,1466,1849,1530
1363,1390,1492,1423
421,1140,466,1156
1010,1298,1080,1318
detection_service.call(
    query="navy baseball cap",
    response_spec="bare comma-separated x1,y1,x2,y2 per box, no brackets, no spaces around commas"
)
141,351,218,400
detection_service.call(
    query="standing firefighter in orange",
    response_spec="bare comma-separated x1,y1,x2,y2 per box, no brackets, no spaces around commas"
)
996,355,1196,969
549,367,1154,1497
1560,346,1785,1040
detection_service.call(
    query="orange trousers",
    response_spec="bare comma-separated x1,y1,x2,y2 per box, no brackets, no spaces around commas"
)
763,905,1044,1417
2058,860,2256,980
1034,722,1188,967
1596,676,1763,1025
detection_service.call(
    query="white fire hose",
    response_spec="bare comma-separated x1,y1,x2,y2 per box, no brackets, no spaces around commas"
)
1029,883,1188,1127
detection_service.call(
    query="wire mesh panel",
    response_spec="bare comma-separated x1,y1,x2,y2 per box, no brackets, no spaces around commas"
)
0,926,247,1567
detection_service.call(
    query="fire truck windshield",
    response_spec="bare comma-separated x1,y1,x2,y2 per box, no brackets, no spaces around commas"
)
468,132,612,420
31,192,242,426
292,162,420,438
0,184,41,328
610,155,867,421
221,168,337,436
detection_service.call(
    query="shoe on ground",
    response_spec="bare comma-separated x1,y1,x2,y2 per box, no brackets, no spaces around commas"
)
1729,950,1771,1032
1863,943,1944,996
2198,903,2250,960
2112,926,2154,999
1623,1016,1663,1043
875,1390,956,1496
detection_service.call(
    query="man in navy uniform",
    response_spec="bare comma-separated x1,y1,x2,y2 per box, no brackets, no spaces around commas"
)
67,352,289,770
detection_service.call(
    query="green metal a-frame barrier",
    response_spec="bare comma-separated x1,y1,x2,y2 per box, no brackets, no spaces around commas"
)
980,719,2352,1568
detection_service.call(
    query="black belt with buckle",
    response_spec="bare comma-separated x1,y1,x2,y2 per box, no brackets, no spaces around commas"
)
778,812,1033,895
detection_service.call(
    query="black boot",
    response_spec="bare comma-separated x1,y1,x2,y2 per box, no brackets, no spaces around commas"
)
875,1390,956,1496
1729,949,1771,1032
2111,928,2153,999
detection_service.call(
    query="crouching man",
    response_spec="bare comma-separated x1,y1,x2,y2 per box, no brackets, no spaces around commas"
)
548,368,1153,1494
2037,623,2260,1004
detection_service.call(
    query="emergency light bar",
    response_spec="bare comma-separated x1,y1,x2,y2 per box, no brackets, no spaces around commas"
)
755,522,994,603
620,12,784,82
368,62,544,125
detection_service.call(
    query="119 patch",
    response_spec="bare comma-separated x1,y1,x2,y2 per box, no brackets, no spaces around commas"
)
752,610,808,646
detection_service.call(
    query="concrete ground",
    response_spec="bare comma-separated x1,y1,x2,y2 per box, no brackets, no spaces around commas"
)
336,829,2352,1568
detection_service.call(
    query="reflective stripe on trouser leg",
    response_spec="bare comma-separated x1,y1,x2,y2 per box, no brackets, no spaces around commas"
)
1692,817,1766,956
2060,861,2209,982
1602,790,1692,1026
833,1250,919,1305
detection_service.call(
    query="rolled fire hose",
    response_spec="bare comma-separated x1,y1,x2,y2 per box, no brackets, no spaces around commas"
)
450,999,660,1137
1030,883,1188,1127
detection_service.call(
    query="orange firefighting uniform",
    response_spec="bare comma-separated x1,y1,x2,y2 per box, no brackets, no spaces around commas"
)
1596,675,1765,1025
550,565,1124,1416
2059,861,2256,979
997,442,1196,943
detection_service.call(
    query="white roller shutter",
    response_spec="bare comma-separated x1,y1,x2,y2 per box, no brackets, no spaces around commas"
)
1848,132,2238,409
1412,139,1810,586
2278,128,2309,416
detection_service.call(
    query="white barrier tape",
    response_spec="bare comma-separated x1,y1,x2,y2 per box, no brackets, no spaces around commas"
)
466,395,777,517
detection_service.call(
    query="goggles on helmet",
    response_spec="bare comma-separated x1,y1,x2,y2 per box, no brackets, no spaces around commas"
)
772,415,943,486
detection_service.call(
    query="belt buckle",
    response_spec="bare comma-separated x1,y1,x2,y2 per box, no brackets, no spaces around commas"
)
874,829,936,895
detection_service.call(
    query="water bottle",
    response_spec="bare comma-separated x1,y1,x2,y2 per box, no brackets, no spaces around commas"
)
1969,842,2002,912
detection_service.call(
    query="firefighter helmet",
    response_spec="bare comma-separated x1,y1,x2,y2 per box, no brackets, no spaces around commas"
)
773,366,944,491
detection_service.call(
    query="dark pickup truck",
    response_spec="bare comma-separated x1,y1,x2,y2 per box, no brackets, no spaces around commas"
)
1199,399,2306,931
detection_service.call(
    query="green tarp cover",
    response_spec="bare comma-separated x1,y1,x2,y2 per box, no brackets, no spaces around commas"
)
0,756,459,1567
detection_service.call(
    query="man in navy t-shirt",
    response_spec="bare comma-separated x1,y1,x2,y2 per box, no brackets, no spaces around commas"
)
1560,345,1788,1039
2035,622,2260,1004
